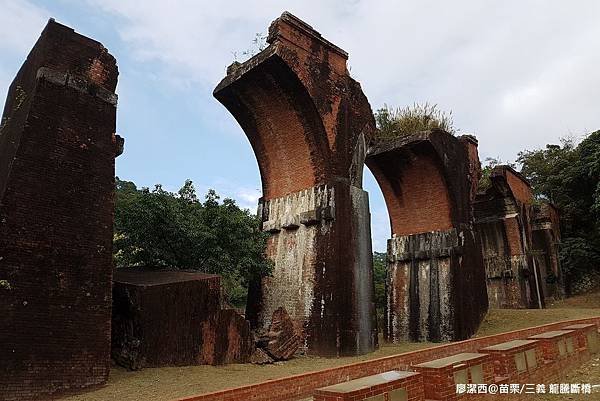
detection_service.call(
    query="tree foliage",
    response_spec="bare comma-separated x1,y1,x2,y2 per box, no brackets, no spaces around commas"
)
517,131,600,293
114,178,271,306
374,102,455,140
372,252,387,311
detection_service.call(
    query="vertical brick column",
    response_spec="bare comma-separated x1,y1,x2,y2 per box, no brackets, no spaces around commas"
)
532,203,564,299
214,12,377,356
367,131,488,342
474,166,541,309
0,19,120,400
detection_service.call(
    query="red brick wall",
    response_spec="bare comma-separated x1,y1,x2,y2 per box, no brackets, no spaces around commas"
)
313,373,424,401
479,342,542,381
375,150,453,237
505,171,533,206
237,72,321,199
174,317,600,401
216,12,375,201
0,20,118,400
503,217,523,257
415,354,493,401
458,135,481,202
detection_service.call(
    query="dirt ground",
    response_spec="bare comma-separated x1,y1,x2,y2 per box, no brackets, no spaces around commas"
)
60,292,600,401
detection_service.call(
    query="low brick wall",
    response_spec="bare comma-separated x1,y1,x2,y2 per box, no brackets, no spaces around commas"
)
173,317,600,401
313,371,423,401
414,353,494,401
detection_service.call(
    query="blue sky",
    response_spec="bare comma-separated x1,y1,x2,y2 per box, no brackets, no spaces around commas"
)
1,0,600,251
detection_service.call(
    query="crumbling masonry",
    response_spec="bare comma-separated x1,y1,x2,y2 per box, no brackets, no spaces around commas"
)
111,269,254,370
214,12,378,356
366,130,489,342
0,20,122,400
531,202,564,300
474,165,541,308
474,166,563,309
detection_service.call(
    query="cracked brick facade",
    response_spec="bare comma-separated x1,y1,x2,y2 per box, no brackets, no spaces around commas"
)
366,131,488,342
0,20,121,400
474,166,545,309
214,12,377,356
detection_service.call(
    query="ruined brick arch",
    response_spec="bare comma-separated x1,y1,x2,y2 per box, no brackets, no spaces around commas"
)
366,140,456,237
366,130,488,342
215,12,378,356
215,55,332,200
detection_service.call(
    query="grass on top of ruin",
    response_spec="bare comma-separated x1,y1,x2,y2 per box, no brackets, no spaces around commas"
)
59,291,600,401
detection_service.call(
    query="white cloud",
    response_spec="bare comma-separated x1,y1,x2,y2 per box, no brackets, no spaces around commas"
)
236,188,261,210
3,0,600,249
0,0,48,53
84,0,600,162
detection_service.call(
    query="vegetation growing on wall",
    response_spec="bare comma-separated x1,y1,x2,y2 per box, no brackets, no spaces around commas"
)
374,103,455,140
113,178,271,307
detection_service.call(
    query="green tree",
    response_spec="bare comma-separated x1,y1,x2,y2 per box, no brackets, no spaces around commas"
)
517,131,600,293
114,178,271,306
372,252,387,311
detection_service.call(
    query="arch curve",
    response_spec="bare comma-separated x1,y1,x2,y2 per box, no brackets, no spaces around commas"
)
215,53,332,200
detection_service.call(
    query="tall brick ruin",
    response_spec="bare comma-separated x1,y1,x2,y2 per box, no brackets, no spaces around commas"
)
366,130,488,342
214,12,378,356
474,165,543,309
0,20,121,399
532,202,564,300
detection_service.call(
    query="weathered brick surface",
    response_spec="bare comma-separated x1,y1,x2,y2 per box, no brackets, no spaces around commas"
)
373,148,453,236
173,319,600,401
0,19,119,400
532,203,564,299
111,269,254,369
214,12,377,356
367,131,488,342
474,165,544,309
262,307,302,360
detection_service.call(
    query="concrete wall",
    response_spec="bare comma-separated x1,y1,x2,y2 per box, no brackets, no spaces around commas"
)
386,230,457,342
0,19,120,400
251,183,377,355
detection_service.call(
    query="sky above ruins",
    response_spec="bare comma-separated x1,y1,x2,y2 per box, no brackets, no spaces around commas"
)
1,0,600,251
